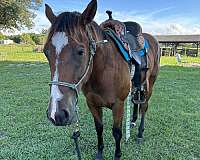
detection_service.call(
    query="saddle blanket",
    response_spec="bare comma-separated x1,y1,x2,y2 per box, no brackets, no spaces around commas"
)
104,28,149,65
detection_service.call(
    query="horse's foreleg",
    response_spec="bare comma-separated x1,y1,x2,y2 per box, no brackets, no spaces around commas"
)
131,103,138,127
94,111,104,160
112,101,124,160
88,105,104,160
137,108,145,143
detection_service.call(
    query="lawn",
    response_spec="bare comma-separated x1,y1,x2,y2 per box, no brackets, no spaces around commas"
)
0,50,200,159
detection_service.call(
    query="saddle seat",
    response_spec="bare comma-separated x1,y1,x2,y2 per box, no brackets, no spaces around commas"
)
100,13,149,69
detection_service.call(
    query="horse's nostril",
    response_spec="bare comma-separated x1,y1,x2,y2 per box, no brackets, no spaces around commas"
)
54,109,69,125
62,109,69,121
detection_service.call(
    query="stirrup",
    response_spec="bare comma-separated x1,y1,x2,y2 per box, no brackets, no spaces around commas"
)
132,99,146,104
131,88,146,104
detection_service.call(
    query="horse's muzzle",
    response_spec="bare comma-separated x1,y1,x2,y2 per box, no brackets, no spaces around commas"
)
47,108,77,126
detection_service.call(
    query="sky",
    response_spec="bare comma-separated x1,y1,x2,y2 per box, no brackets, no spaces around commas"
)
25,0,200,35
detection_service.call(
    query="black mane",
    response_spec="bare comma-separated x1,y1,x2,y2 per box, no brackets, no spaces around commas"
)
48,11,104,42
51,11,82,34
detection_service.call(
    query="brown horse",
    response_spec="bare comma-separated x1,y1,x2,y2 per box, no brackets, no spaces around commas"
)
43,0,160,159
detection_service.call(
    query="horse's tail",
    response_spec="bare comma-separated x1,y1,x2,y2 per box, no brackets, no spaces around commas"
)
143,33,161,93
155,38,161,68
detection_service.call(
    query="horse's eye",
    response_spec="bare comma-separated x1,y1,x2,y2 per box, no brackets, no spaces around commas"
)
44,49,50,56
77,49,84,56
43,49,50,61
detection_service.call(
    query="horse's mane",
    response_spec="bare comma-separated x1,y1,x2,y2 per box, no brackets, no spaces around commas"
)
48,11,104,41
53,12,81,32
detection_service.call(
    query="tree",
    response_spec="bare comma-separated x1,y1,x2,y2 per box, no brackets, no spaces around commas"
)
30,33,40,45
9,35,21,43
41,28,48,34
0,0,42,30
21,33,35,44
29,33,46,45
0,33,6,40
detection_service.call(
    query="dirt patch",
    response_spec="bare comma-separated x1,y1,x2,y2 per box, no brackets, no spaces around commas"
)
183,63,200,68
7,63,45,67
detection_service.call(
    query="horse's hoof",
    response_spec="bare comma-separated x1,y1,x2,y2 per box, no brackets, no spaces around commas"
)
131,122,136,128
114,152,121,160
95,152,103,160
114,157,120,160
136,137,143,144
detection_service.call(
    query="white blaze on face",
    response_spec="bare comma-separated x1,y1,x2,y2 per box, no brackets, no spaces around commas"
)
50,32,68,121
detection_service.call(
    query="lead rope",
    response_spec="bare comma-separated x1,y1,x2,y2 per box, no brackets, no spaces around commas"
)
71,95,81,160
72,124,81,160
67,25,108,160
71,25,97,160
125,64,135,143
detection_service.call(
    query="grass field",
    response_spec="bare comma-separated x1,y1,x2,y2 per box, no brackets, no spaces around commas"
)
0,48,200,159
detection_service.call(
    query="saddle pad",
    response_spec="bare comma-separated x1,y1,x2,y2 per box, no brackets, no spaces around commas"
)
104,28,131,62
126,32,149,65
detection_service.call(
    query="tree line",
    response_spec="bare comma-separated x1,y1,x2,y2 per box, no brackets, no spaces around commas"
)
0,0,46,45
0,32,47,45
0,0,42,30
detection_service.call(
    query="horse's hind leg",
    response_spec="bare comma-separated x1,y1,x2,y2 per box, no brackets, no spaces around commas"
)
137,75,154,143
131,103,138,127
88,105,104,160
112,100,124,160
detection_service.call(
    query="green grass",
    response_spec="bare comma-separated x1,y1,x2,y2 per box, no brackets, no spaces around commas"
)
0,51,200,159
0,44,35,54
160,56,200,65
0,45,46,62
0,52,46,62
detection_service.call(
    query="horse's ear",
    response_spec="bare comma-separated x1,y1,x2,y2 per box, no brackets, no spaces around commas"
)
81,0,97,25
45,4,56,24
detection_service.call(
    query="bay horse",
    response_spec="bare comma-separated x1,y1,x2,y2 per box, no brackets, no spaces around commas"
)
43,0,160,159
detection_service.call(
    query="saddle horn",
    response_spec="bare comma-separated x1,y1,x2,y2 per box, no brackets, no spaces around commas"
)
106,10,113,19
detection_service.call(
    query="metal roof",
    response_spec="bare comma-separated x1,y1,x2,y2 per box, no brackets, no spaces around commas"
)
155,35,200,43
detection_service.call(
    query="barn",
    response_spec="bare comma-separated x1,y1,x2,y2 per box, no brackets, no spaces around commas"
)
155,35,200,57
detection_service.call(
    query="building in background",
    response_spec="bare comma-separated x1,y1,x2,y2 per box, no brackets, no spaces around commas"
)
0,40,14,45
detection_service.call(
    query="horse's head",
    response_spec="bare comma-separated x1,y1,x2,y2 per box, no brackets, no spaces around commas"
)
44,0,97,126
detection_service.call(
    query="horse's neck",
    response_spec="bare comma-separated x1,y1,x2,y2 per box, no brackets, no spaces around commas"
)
90,22,114,63
83,23,130,97
90,22,105,45
88,23,129,85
